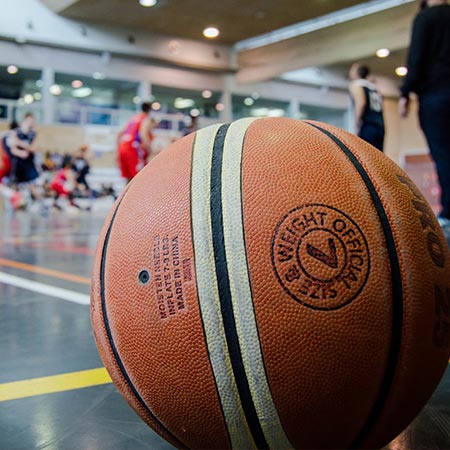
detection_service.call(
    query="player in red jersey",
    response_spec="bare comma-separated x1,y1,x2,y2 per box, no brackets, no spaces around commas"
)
117,102,156,183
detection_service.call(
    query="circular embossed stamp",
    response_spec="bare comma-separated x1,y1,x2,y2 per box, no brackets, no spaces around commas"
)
272,204,370,310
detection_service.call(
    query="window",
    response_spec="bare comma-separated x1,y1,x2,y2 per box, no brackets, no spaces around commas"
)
53,73,139,124
152,85,221,118
298,104,348,130
232,95,289,120
0,66,42,121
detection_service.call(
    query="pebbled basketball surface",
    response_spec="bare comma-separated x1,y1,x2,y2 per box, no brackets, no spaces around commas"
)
91,118,450,450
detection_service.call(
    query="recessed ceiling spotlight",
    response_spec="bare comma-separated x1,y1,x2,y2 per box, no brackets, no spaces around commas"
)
376,48,390,58
72,80,83,88
168,40,181,54
244,97,254,106
202,90,212,99
395,66,408,77
139,0,157,6
203,26,220,39
7,65,18,74
133,96,141,104
152,102,161,111
215,103,225,112
190,108,200,117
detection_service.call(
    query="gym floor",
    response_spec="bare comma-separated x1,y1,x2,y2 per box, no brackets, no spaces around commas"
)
0,210,449,450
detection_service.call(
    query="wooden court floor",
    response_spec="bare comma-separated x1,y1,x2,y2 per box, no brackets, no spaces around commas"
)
0,210,449,450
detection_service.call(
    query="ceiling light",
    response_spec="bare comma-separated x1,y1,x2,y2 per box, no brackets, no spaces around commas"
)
168,40,181,54
139,0,157,6
215,103,225,112
190,108,200,117
33,92,42,100
7,65,18,74
376,48,390,58
244,97,254,106
395,66,408,76
202,90,212,99
72,80,83,88
203,26,220,39
133,96,141,104
152,102,161,111
49,84,62,95
72,87,92,98
24,94,34,104
175,97,195,109
93,72,106,80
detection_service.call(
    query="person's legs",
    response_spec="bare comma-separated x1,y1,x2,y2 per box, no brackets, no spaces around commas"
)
29,183,41,201
419,90,450,219
358,124,384,151
375,128,385,152
118,144,139,182
77,167,90,191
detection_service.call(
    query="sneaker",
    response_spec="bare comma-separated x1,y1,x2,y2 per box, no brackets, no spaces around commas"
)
437,216,450,228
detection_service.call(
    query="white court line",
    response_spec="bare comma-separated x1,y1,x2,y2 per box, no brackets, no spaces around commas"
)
0,272,90,305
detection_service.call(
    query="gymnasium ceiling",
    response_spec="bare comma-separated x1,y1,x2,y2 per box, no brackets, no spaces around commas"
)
41,0,369,44
344,48,409,79
40,0,419,85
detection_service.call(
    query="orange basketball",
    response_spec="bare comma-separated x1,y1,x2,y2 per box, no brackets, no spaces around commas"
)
91,118,450,449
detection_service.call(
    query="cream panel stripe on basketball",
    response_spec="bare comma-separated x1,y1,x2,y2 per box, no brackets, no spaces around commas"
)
191,124,257,450
221,118,294,450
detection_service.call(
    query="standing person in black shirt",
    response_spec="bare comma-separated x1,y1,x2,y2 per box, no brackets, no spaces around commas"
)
349,63,385,152
399,0,450,226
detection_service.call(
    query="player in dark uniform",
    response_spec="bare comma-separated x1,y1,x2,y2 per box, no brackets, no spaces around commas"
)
72,144,91,194
349,63,385,152
3,113,42,202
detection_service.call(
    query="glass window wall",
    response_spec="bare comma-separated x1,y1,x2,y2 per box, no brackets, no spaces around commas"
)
232,95,290,120
52,73,139,125
298,104,348,130
151,85,221,119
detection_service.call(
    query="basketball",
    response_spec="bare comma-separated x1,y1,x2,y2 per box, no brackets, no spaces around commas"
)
90,118,450,449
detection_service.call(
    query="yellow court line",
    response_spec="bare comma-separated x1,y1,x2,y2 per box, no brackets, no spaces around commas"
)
0,258,90,285
0,368,112,402
0,362,449,403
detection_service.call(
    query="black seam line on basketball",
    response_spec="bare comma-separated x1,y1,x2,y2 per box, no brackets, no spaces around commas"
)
189,130,233,450
99,190,189,450
210,123,269,450
305,122,403,449
239,125,293,445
